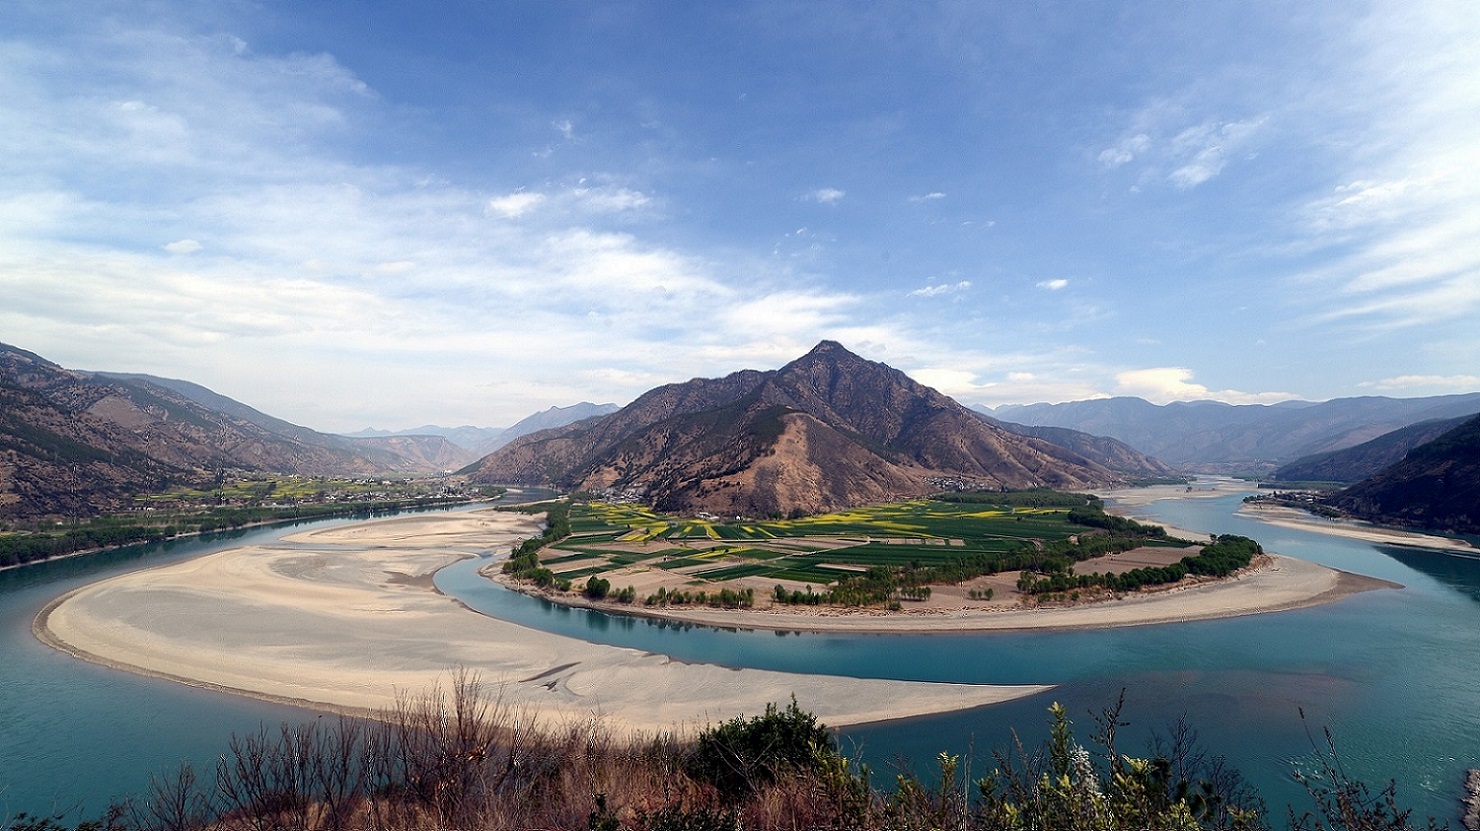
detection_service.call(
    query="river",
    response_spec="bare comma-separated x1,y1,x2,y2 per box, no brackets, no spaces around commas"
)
4,483,1478,823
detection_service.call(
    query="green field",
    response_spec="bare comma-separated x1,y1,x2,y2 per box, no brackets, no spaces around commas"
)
531,495,1140,588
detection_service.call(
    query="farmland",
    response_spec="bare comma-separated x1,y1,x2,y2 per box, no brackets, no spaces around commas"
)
496,491,1204,609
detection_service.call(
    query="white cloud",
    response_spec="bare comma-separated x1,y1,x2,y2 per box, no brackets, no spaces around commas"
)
1096,108,1266,190
1036,278,1068,291
807,187,846,205
908,280,971,297
1097,133,1149,168
1114,367,1299,405
573,186,650,213
553,119,574,140
1359,374,1480,392
486,191,546,218
163,239,202,254
909,191,946,203
1286,0,1480,333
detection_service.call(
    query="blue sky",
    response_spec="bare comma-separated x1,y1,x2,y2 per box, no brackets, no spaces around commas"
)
3,1,1477,431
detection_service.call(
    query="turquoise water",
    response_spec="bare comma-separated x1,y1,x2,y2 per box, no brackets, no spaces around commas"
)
4,488,1479,822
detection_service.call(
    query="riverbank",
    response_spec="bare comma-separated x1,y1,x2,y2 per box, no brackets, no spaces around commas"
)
1238,502,1479,554
36,508,1048,736
487,552,1391,633
0,497,488,573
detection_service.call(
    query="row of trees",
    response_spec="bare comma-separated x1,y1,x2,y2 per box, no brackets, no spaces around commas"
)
0,499,469,569
1018,535,1264,597
643,586,755,608
499,502,573,588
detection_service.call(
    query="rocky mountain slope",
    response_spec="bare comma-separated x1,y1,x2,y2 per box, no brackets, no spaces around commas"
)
469,341,1126,515
992,394,1480,471
0,343,447,518
1270,416,1471,484
1325,414,1480,534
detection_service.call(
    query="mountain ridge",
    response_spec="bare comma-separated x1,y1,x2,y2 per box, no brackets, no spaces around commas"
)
1,343,452,518
991,393,1480,471
1325,413,1480,534
469,341,1128,515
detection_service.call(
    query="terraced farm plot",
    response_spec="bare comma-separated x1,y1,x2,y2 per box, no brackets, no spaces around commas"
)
520,495,1153,594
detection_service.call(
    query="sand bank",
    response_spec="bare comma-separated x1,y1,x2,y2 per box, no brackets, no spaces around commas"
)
36,509,1048,735
1238,503,1479,554
492,553,1389,634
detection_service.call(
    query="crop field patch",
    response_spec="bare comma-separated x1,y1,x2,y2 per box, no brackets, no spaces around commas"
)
535,494,1183,592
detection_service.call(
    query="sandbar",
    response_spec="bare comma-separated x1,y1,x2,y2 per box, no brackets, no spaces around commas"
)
1238,503,1479,554
36,509,1048,735
491,553,1388,633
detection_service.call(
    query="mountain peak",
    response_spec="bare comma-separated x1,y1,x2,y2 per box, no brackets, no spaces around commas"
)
472,342,1123,515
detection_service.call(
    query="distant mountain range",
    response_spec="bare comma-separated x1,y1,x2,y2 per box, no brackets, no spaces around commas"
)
990,394,1480,472
344,403,619,457
1325,413,1480,535
468,341,1152,516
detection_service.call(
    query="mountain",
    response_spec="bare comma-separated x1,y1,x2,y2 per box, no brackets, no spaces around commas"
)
494,402,621,450
97,371,470,473
468,341,1125,516
346,435,476,471
344,425,508,458
1325,414,1480,534
992,394,1480,472
1270,416,1472,484
344,405,618,458
0,344,444,518
970,410,1177,477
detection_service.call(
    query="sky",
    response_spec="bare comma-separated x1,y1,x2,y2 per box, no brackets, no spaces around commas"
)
3,1,1478,432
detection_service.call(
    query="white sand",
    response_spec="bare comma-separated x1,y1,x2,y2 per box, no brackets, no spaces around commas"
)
1238,503,1479,553
37,509,1047,735
38,496,1397,733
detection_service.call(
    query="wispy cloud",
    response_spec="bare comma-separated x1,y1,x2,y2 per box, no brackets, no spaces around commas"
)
1097,134,1149,169
1286,0,1480,334
908,280,971,298
163,239,202,254
1097,108,1266,190
0,13,880,428
487,191,547,218
807,187,846,205
1035,278,1068,291
909,191,946,203
1359,374,1480,392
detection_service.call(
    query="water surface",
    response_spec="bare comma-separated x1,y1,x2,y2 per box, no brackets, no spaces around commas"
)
4,486,1478,823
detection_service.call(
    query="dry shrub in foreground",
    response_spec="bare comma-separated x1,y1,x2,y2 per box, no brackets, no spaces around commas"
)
27,675,1443,831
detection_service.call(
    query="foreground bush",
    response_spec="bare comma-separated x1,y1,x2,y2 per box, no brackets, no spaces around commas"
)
9,679,1448,831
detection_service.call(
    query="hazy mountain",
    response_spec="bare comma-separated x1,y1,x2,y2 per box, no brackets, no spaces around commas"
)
992,394,1480,471
343,404,617,458
969,409,1177,477
345,435,476,471
469,341,1124,516
1325,414,1480,534
344,425,508,457
0,344,444,518
97,371,469,474
1270,416,1472,484
494,402,621,449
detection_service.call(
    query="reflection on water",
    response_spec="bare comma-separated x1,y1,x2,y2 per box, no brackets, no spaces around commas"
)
1377,544,1480,603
